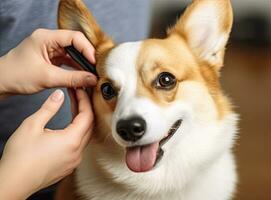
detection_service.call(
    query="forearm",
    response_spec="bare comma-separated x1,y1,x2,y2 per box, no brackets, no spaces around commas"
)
0,160,35,200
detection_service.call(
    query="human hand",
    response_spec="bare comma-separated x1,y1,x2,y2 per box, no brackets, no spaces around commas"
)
0,89,93,200
0,29,97,98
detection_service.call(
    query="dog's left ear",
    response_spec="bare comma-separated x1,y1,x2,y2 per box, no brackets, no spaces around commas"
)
168,0,233,69
58,0,114,56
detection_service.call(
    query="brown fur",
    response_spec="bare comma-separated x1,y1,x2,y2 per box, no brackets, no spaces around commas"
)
136,35,231,119
58,0,114,55
136,35,200,105
135,0,233,118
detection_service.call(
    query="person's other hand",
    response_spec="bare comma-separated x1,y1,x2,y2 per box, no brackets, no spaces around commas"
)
0,89,93,200
0,29,96,98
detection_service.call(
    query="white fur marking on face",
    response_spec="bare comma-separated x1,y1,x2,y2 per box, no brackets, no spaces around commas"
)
105,42,142,143
105,42,141,104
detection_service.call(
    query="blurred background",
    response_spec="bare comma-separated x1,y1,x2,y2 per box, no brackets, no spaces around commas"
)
150,0,271,199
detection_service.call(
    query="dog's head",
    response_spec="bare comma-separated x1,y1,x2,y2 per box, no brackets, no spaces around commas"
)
58,0,233,173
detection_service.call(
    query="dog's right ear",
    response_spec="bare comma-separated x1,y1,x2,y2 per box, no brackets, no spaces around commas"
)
167,0,233,69
58,0,114,55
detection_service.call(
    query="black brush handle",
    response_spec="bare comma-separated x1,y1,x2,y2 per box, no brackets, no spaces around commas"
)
65,45,98,77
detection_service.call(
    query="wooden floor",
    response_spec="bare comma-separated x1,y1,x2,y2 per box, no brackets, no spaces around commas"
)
222,45,271,200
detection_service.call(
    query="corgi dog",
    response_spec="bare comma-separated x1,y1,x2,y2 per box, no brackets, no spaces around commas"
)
56,0,238,199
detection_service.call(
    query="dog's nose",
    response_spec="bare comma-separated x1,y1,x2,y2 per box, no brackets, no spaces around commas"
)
116,116,146,142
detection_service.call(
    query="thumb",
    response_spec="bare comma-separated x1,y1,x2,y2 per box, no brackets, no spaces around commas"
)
32,89,65,127
47,66,97,89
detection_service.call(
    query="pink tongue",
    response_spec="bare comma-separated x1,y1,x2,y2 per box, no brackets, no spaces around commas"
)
126,142,159,172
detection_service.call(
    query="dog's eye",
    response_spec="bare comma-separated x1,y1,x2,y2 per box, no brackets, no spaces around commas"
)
155,72,176,90
101,82,116,100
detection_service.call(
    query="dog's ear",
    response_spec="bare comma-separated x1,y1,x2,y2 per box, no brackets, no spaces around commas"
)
168,0,233,69
58,0,114,55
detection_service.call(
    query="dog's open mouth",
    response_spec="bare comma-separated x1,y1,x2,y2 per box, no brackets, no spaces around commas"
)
125,119,182,173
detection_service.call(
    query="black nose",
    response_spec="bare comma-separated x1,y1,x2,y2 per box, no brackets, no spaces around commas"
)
116,116,146,142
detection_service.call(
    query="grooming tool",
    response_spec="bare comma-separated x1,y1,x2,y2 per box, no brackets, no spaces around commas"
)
65,45,98,77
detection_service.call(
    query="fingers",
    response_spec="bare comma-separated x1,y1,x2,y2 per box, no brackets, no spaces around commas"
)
47,66,97,89
31,29,98,89
31,90,65,128
47,29,96,64
65,89,93,139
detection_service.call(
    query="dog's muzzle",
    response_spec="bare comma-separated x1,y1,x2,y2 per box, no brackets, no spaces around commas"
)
116,116,146,142
123,119,182,173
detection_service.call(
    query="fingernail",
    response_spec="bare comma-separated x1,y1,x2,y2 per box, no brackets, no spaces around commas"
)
51,89,64,102
85,75,97,85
